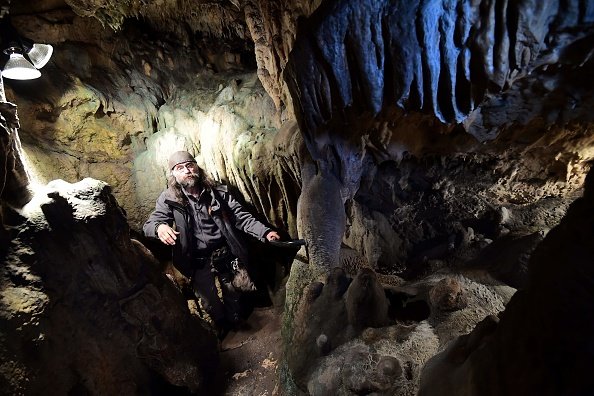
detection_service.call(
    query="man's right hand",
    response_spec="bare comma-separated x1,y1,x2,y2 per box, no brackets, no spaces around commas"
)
157,224,179,245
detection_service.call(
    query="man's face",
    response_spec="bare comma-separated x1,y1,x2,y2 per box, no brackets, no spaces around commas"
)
172,161,200,188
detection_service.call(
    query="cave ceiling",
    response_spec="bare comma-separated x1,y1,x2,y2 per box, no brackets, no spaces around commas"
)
5,0,594,138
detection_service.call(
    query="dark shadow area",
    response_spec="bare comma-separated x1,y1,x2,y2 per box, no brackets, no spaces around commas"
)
385,288,431,323
132,229,172,263
147,369,195,396
460,232,543,289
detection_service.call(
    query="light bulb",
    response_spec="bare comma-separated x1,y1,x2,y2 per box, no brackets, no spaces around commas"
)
2,52,40,80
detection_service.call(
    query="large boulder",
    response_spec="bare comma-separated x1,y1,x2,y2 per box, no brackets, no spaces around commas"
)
0,178,218,394
419,168,594,396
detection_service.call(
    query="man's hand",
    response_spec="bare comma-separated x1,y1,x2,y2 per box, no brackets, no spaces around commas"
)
157,224,179,245
266,231,281,241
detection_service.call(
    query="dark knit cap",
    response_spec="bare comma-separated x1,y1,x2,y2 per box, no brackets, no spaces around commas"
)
168,151,196,170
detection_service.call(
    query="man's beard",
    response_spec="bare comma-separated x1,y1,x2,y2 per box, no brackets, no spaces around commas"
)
177,173,200,189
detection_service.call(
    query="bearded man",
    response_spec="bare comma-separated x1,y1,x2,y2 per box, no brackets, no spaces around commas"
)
143,151,280,337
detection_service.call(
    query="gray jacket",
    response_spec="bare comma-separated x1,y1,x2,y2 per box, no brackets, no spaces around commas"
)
143,185,270,278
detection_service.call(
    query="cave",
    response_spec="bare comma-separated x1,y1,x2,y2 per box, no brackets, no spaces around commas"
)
1,0,593,395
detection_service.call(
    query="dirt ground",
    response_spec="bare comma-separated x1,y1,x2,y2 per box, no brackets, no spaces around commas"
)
209,306,283,396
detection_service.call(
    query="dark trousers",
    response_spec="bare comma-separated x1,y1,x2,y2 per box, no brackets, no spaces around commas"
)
191,249,241,326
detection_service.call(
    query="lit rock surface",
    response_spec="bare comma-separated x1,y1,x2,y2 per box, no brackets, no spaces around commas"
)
283,263,513,395
10,9,299,233
0,178,218,394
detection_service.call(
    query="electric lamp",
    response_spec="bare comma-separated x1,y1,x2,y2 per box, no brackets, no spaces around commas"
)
0,17,54,100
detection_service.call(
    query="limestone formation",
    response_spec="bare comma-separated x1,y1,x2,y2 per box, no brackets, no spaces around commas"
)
0,102,31,256
284,263,514,395
286,0,594,139
0,178,218,394
287,267,352,389
1,1,594,395
0,102,30,208
419,168,594,396
345,268,389,331
429,277,467,312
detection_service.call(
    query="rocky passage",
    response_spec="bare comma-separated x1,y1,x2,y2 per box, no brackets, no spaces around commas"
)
1,0,594,395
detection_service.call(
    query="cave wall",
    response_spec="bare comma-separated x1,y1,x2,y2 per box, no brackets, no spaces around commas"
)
279,1,594,394
13,2,593,277
6,9,301,236
419,167,594,396
281,0,594,274
1,0,594,395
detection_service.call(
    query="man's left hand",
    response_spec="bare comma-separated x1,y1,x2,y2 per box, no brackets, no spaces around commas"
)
266,231,281,241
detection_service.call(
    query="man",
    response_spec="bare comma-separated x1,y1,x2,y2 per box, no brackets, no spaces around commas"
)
143,151,280,337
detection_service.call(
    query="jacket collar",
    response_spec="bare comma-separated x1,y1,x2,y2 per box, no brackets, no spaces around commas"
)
164,198,186,211
208,189,221,213
164,184,226,213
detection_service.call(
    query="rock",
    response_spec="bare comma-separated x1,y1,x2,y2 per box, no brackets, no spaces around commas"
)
419,168,594,396
429,277,467,312
345,268,389,331
285,264,514,394
0,102,31,209
307,322,438,396
287,267,352,389
0,178,219,394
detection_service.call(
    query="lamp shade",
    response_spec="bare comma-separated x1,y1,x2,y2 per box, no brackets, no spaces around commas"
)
27,43,53,68
2,52,41,80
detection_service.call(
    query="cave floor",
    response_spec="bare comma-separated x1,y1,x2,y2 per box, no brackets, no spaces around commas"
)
210,306,282,395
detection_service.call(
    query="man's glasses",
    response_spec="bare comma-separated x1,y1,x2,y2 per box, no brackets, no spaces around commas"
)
173,162,197,172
